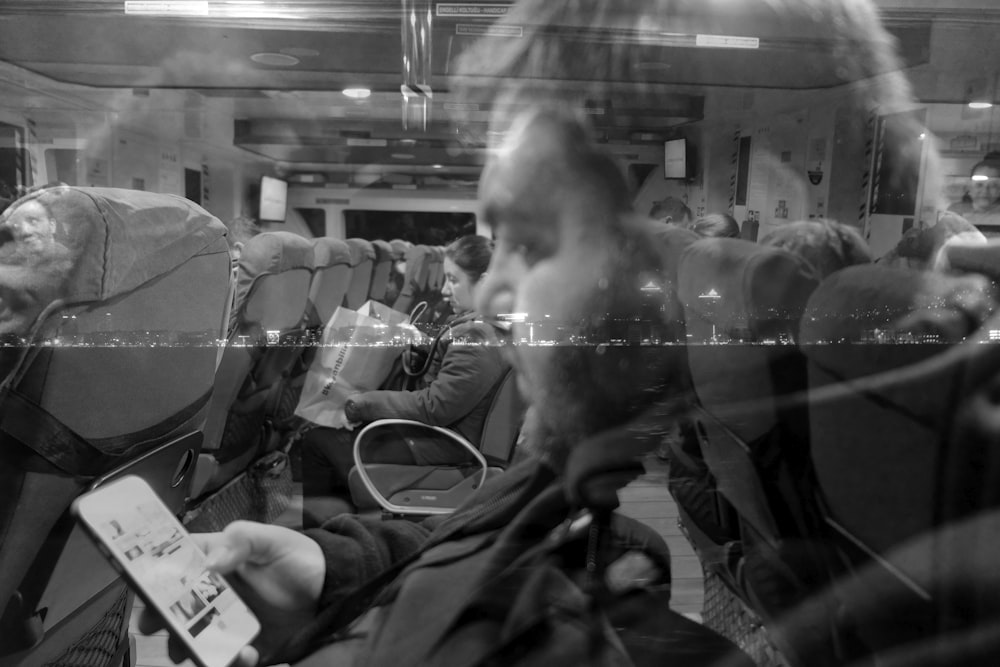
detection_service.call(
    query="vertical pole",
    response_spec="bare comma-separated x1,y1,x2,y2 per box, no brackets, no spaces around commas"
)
401,0,432,132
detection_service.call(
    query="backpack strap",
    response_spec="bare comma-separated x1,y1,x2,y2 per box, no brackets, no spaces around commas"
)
0,388,210,478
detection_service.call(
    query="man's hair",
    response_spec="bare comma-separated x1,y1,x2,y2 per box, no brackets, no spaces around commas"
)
226,215,260,249
761,219,873,280
649,197,693,225
454,0,922,236
453,0,914,127
691,213,740,239
445,234,493,282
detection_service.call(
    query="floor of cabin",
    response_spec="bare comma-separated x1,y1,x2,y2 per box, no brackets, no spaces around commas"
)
130,455,705,667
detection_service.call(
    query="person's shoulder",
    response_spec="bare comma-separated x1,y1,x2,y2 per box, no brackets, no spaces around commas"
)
448,316,505,345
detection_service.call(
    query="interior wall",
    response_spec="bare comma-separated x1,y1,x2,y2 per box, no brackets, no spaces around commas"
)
22,92,270,230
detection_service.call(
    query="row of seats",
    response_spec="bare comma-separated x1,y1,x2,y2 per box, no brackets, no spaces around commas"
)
656,229,1000,665
185,234,454,517
0,186,453,667
189,233,392,511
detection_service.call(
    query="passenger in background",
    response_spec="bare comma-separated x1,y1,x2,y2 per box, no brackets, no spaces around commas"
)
226,214,260,261
649,195,693,226
760,218,873,280
690,212,741,239
948,152,1000,226
878,212,986,271
299,234,508,526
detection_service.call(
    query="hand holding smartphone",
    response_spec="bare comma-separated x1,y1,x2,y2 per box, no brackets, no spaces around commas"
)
72,476,261,667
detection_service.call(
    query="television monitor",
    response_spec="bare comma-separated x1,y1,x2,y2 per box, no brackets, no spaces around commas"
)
258,175,288,222
664,138,688,180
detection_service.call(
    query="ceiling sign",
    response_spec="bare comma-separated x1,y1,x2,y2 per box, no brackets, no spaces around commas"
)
695,34,760,49
436,3,512,18
456,24,522,37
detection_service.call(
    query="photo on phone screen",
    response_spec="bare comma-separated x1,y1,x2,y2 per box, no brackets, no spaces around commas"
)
72,476,260,667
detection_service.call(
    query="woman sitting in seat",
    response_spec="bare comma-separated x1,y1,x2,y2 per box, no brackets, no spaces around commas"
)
300,234,509,526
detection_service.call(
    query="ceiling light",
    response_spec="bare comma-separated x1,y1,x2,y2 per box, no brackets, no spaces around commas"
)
343,88,371,99
972,174,990,182
968,101,994,109
249,52,299,67
431,164,444,169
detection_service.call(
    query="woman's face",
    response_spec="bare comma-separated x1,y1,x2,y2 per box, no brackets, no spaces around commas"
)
970,165,1000,211
441,256,478,314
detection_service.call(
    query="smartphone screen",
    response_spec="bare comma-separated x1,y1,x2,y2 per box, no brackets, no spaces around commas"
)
72,476,260,667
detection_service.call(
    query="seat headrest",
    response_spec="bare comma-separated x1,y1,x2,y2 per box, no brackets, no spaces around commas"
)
0,185,226,335
404,245,431,284
678,237,818,339
370,239,393,262
312,237,352,268
237,231,315,279
800,264,996,346
389,238,411,260
235,231,315,318
345,238,375,265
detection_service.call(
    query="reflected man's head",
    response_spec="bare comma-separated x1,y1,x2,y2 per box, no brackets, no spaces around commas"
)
475,108,680,462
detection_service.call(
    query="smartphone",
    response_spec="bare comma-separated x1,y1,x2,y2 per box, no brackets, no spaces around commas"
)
72,475,260,667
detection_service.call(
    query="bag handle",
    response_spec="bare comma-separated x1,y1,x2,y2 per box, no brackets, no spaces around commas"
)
401,302,448,379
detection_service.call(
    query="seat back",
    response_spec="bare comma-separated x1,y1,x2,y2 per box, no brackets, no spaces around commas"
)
421,246,450,324
392,244,432,315
800,264,996,555
679,237,816,423
344,238,375,309
677,238,831,660
308,237,353,326
383,239,411,306
368,239,394,303
478,368,526,467
347,370,525,516
192,231,314,501
797,264,1000,659
678,238,818,535
0,186,230,663
426,246,444,292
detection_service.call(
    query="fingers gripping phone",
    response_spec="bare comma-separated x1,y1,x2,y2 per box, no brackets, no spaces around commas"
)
72,476,260,667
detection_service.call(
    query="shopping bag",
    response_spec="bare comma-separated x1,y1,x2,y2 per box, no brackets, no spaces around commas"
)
358,299,409,326
294,302,422,429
